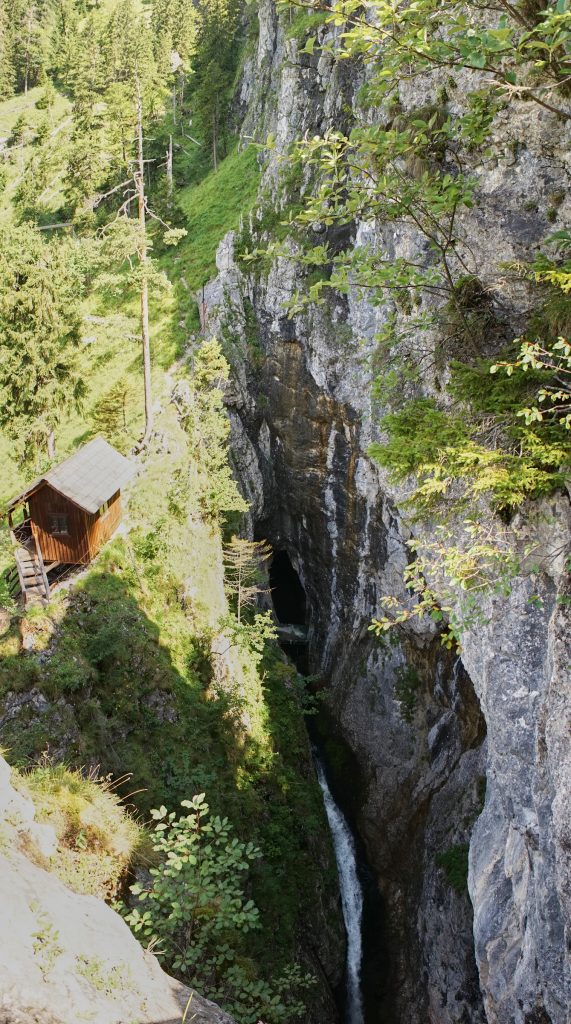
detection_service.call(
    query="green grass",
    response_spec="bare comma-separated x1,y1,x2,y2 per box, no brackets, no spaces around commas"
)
175,144,261,294
283,7,329,40
14,762,144,899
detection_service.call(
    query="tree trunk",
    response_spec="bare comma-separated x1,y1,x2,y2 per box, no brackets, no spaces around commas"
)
47,428,56,460
135,77,153,444
212,104,218,172
166,134,173,204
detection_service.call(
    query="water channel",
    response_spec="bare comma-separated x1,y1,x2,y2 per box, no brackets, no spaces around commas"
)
269,548,388,1023
314,751,365,1024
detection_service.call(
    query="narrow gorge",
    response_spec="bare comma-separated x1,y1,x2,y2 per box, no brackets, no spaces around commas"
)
0,2,569,1023
201,2,571,1021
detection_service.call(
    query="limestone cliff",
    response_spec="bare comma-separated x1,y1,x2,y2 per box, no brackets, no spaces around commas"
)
202,3,571,1021
0,756,235,1024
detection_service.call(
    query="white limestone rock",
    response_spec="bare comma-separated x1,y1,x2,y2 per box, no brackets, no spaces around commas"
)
0,755,235,1024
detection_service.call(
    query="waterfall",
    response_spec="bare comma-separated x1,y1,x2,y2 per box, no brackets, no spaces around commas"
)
314,754,365,1024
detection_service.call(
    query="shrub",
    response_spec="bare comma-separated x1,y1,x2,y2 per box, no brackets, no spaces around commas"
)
393,665,422,724
435,843,469,894
124,794,314,1024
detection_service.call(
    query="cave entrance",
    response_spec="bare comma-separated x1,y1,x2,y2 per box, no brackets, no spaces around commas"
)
269,550,306,625
269,550,308,672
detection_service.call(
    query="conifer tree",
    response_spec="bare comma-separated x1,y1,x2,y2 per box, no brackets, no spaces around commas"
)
48,0,80,85
0,1,15,99
92,380,138,452
190,0,242,169
105,4,162,444
0,225,86,462
173,339,248,522
223,537,272,622
11,1,46,94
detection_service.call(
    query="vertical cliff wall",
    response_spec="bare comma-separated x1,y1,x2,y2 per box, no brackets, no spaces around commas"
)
200,3,570,1021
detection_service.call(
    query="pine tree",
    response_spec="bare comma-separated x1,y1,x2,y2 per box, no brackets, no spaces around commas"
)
0,1,15,99
11,1,46,94
48,0,80,85
13,147,52,220
100,2,165,443
223,537,272,622
151,0,196,64
92,379,138,452
0,225,86,462
173,339,248,522
190,0,242,169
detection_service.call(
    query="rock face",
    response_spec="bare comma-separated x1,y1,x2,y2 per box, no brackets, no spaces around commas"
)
203,3,571,1022
0,756,235,1024
464,543,571,1024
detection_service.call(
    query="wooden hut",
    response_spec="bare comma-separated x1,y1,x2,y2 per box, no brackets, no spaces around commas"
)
5,437,137,605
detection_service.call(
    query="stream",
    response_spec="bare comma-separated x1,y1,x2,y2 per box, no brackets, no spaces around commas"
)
269,548,386,1022
313,751,365,1024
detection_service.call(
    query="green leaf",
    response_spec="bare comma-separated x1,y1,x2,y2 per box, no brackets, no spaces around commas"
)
300,35,316,55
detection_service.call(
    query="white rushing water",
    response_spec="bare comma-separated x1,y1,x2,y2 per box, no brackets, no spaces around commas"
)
314,755,365,1024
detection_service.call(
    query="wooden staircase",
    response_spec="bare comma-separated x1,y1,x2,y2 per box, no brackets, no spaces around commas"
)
5,520,51,607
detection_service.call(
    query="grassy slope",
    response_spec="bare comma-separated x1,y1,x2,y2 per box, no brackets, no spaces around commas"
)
0,139,260,503
0,400,335,973
166,144,261,334
0,86,260,602
176,144,260,292
0,84,335,982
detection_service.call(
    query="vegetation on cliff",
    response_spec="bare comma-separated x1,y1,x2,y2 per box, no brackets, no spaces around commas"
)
254,0,571,642
0,2,341,1020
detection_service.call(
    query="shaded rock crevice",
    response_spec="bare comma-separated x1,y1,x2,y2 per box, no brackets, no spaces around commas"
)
207,236,489,1022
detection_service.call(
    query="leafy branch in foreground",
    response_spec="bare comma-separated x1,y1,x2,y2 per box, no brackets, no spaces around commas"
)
281,0,571,119
491,236,571,428
243,4,571,642
368,238,570,641
123,794,315,1024
491,337,571,428
369,520,535,650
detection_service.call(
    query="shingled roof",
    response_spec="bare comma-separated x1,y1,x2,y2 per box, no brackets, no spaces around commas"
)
7,438,138,515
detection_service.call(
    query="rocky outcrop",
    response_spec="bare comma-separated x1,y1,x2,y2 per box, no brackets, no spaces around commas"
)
0,756,235,1024
464,529,571,1024
207,231,492,1023
202,2,571,1022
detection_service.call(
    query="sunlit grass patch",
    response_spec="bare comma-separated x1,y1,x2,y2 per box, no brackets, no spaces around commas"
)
15,761,145,898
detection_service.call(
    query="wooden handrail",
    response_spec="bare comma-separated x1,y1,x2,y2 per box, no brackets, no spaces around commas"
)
12,552,26,604
35,544,50,601
9,520,50,605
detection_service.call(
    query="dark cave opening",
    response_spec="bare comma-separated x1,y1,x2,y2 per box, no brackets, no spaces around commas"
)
269,549,307,625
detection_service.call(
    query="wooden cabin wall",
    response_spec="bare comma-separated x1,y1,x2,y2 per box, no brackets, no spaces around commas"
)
29,485,91,564
86,491,122,558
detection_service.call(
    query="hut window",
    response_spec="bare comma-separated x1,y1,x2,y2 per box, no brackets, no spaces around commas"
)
99,500,110,518
49,513,68,535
